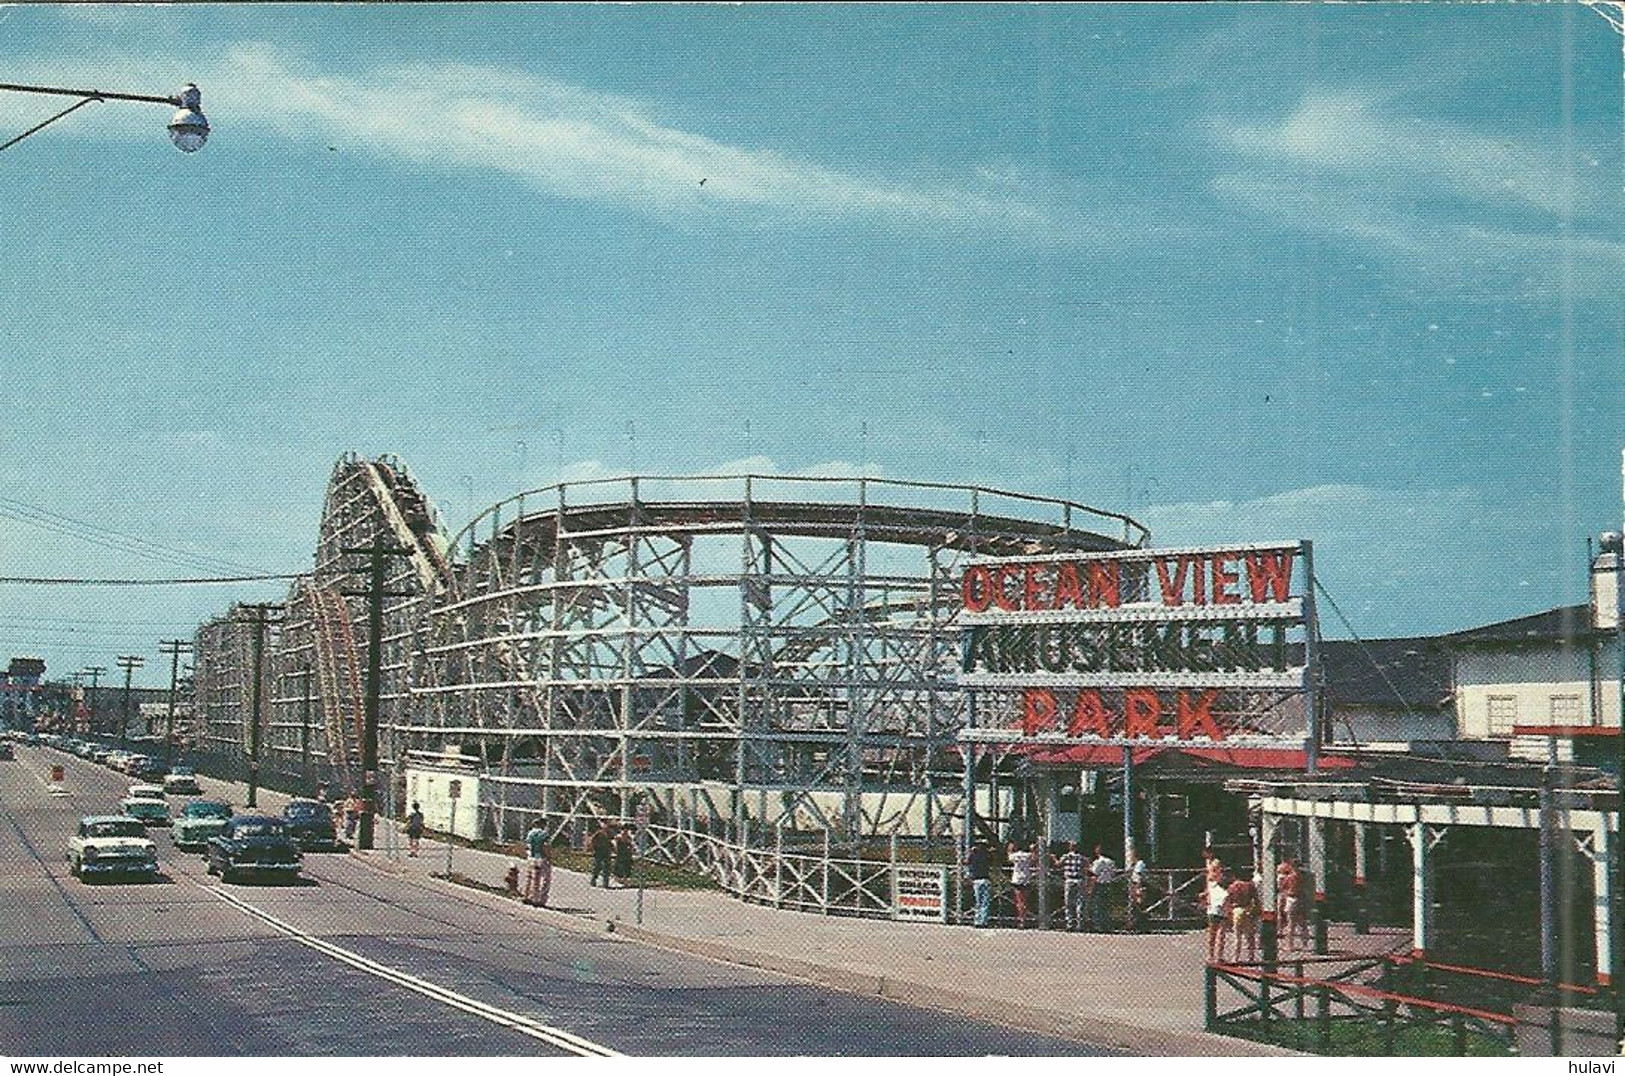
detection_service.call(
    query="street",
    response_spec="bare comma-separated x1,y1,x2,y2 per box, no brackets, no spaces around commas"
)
0,745,1112,1056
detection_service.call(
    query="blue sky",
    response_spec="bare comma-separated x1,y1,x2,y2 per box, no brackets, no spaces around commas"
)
1,4,1621,685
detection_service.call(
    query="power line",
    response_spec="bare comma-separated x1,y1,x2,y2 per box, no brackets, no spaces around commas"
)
0,494,271,575
1313,575,1422,737
0,572,303,586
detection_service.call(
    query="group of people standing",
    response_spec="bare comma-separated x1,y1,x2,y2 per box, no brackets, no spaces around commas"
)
1203,852,1312,963
587,819,638,889
965,839,1148,932
515,817,639,907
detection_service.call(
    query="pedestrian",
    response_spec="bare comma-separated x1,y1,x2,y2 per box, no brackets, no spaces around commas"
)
967,840,993,927
1055,840,1086,932
1278,859,1308,951
1223,871,1262,962
1204,847,1224,887
589,820,614,887
1206,866,1231,962
614,827,635,887
1007,841,1035,928
406,801,424,857
523,818,552,907
343,793,361,841
1126,847,1148,933
1086,845,1117,932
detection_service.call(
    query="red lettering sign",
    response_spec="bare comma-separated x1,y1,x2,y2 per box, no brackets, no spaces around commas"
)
1246,549,1294,603
1054,563,1085,609
1176,689,1224,740
992,566,1020,611
1012,688,1231,742
1022,689,1057,735
1087,562,1121,608
1123,689,1162,738
1155,557,1187,606
962,566,993,612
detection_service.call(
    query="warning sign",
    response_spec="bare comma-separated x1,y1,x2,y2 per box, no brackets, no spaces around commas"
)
891,865,948,923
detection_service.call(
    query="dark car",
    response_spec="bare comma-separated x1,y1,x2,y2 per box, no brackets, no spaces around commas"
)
281,799,339,851
206,816,303,884
0,742,14,760
129,756,167,780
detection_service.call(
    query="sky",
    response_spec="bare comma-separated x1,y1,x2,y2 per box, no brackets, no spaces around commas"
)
0,3,1622,686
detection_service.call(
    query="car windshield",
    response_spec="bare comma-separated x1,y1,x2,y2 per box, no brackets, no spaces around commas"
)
233,821,284,838
186,802,231,819
171,767,194,777
125,801,165,815
286,804,330,820
85,820,145,838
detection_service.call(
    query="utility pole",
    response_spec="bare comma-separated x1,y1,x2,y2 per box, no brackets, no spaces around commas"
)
83,666,105,739
342,540,413,850
238,604,281,809
115,655,144,748
158,640,192,768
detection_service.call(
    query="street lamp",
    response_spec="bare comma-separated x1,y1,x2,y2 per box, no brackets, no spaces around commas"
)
0,81,208,154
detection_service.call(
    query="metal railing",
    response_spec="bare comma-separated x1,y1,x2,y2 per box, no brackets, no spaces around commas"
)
1205,953,1526,1055
636,823,1207,927
640,824,901,917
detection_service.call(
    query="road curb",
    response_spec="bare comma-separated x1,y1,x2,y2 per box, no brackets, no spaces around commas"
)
345,848,1296,1056
604,919,1296,1056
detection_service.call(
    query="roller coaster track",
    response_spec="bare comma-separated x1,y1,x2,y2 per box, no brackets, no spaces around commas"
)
302,579,365,786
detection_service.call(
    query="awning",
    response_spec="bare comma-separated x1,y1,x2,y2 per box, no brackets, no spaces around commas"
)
1020,743,1355,772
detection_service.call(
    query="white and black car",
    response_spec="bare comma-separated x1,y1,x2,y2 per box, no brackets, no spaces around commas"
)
67,815,159,881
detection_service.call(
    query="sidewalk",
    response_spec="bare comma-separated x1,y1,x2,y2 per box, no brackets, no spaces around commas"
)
193,773,1400,1055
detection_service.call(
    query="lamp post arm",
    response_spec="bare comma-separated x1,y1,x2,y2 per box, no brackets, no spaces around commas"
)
0,83,179,106
0,96,100,154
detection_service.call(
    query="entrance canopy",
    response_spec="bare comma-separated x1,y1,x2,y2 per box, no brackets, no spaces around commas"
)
1021,742,1357,772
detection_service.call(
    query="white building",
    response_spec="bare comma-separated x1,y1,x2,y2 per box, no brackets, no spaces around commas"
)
1446,552,1623,767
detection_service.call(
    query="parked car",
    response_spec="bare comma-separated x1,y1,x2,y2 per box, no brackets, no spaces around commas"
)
281,799,340,851
119,797,171,827
130,757,167,780
91,749,112,765
172,800,233,849
67,815,159,880
163,770,202,796
128,783,166,801
206,816,302,883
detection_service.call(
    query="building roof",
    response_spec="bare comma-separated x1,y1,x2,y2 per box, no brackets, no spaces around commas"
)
1318,637,1452,712
1444,603,1602,647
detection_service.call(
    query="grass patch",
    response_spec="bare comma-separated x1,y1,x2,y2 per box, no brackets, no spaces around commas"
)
1216,1017,1513,1057
427,831,721,892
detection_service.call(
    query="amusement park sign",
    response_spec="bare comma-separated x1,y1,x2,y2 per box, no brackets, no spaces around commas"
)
956,541,1320,749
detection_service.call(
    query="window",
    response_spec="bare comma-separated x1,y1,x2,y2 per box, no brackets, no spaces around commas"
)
1549,695,1583,723
1487,695,1519,732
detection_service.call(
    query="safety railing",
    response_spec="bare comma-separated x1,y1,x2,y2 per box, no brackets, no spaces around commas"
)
638,824,903,919
1205,953,1523,1055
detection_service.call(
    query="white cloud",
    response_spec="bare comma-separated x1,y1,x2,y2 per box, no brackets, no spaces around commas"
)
0,43,1048,230
1222,90,1601,219
1210,89,1624,297
1136,482,1581,636
1212,173,1624,299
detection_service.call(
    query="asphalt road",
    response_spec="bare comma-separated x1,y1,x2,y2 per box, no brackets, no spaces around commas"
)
0,746,1115,1056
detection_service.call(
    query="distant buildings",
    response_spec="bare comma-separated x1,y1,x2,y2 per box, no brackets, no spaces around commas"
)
0,657,46,729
